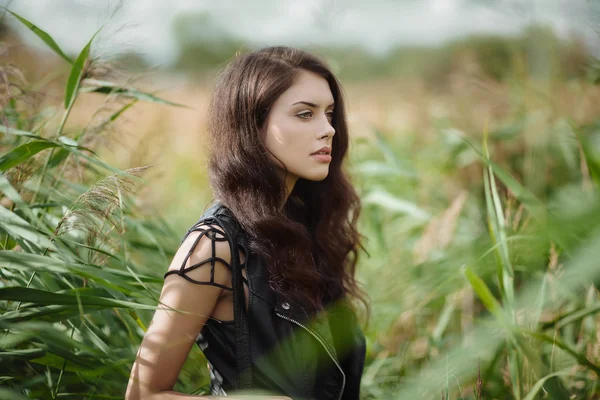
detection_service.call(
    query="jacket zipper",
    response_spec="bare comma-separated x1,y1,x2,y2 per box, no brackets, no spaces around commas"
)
276,312,346,400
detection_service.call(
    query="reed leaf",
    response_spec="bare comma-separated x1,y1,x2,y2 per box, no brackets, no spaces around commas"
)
458,135,546,220
0,7,73,65
0,125,41,139
80,79,190,108
573,125,600,186
0,287,156,310
0,388,31,400
0,172,35,222
0,141,61,171
0,206,57,253
522,370,584,400
517,329,600,375
463,265,506,324
64,29,100,109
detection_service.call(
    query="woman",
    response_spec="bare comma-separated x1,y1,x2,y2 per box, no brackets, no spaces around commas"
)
126,46,369,400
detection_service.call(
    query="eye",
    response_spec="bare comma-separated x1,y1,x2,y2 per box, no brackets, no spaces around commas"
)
326,111,334,121
296,111,313,119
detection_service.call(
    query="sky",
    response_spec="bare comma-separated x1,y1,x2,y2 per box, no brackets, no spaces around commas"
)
3,0,600,66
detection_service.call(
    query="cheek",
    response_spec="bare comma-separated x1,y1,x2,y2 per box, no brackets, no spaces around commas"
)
264,121,312,174
267,120,304,154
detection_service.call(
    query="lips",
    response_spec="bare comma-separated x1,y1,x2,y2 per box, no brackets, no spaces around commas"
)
311,146,331,155
311,153,332,162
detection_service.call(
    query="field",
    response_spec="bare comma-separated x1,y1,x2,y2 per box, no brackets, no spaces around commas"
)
2,8,600,399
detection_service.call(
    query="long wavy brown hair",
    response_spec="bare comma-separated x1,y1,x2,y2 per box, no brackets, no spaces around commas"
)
207,45,369,319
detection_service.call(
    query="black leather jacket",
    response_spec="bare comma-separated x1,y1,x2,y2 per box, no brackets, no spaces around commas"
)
185,202,367,399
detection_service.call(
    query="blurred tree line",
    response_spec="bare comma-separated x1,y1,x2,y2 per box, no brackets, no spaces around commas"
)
167,12,594,85
0,11,594,86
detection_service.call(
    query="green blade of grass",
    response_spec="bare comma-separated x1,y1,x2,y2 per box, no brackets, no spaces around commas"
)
0,205,57,253
373,129,405,170
517,328,600,375
64,29,100,109
523,370,584,400
352,160,416,178
0,134,98,167
531,272,548,329
29,353,98,373
47,147,70,168
128,309,147,332
458,135,546,219
0,172,36,222
0,322,103,363
1,7,73,65
0,125,144,178
0,331,37,348
80,79,191,108
463,265,506,324
573,125,600,187
0,125,41,139
0,348,47,360
483,128,514,279
0,388,31,400
482,127,516,324
362,187,430,220
431,299,456,345
0,287,156,310
0,250,161,293
483,171,507,298
543,304,600,330
109,99,138,121
0,305,106,323
0,140,60,171
508,345,522,400
458,133,571,257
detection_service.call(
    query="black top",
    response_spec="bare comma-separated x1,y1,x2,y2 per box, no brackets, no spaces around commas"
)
164,201,366,399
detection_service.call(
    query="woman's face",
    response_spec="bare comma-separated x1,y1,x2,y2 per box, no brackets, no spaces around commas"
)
262,69,336,194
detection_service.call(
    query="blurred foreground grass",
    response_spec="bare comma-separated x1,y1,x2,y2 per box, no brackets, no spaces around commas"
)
2,8,600,400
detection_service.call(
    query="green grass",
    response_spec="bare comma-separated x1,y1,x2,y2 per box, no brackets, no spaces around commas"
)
2,7,600,400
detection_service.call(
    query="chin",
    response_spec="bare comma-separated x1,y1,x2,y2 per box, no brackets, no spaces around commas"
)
303,172,329,181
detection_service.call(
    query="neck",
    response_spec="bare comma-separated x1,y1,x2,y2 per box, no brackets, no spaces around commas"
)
279,170,297,210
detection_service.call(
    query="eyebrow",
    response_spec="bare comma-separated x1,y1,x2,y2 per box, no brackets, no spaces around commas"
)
290,101,335,108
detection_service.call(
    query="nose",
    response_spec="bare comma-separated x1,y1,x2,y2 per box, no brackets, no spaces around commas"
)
318,118,335,141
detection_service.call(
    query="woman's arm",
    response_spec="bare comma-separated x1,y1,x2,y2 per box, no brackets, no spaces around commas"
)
125,226,292,400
